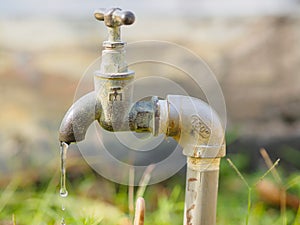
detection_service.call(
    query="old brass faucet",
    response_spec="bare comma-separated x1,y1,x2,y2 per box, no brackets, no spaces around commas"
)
59,8,225,225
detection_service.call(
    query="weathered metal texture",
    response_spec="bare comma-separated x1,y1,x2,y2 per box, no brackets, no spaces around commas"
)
157,99,180,136
129,97,158,134
161,95,226,158
59,8,136,142
59,9,226,225
59,95,158,141
94,46,135,131
184,158,220,225
94,75,134,131
93,7,137,132
59,93,158,143
59,92,101,144
94,8,135,45
100,49,130,74
94,8,135,28
158,96,225,225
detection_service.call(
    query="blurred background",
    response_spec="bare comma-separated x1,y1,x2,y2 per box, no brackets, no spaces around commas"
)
0,0,300,224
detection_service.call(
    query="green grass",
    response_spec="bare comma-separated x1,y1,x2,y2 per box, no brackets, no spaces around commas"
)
217,153,300,225
0,153,299,225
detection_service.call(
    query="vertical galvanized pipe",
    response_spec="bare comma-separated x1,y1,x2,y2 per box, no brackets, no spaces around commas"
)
184,157,221,225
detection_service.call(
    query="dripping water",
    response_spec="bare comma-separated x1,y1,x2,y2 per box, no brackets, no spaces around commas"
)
60,142,68,197
61,218,66,225
60,142,69,225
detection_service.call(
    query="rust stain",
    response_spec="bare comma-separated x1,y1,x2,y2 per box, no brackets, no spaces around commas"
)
187,178,198,200
186,204,195,225
189,157,202,165
139,210,144,225
188,178,197,182
170,120,175,129
193,150,199,157
187,178,197,191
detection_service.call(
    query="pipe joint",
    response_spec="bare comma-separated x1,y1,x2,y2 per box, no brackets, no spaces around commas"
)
158,95,226,159
129,96,159,135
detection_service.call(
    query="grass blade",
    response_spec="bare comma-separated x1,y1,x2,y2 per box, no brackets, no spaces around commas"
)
226,158,250,188
136,164,155,199
0,179,19,213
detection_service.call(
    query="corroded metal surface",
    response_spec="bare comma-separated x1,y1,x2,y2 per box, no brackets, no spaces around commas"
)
129,98,157,134
161,95,226,159
59,9,226,225
59,92,101,144
94,76,134,131
94,8,135,28
93,7,136,132
157,96,225,225
94,8,135,45
184,158,220,225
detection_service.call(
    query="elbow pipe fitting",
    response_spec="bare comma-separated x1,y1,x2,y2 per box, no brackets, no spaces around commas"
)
158,95,225,158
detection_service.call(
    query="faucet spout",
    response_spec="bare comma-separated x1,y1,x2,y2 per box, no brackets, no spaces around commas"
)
59,92,102,144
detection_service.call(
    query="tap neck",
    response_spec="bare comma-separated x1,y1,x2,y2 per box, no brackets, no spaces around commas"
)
102,27,125,49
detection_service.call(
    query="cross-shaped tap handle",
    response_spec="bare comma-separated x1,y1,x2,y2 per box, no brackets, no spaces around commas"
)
94,8,135,28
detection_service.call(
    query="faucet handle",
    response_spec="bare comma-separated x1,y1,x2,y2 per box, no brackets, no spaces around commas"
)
94,8,135,28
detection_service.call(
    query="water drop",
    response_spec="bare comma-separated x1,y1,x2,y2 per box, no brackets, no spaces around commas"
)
60,142,68,198
59,142,69,225
60,188,68,198
61,218,66,225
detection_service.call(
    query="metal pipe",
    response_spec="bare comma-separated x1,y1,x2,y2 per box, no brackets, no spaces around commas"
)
184,158,220,225
158,96,225,225
58,8,226,225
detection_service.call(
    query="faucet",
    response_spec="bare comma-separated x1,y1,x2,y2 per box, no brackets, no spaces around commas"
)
59,8,226,225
